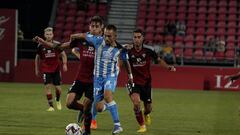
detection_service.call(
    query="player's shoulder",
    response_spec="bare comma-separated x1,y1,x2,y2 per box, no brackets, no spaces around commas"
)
143,44,154,51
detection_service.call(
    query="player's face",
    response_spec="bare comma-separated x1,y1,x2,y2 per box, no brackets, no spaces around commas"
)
133,32,144,48
104,29,116,45
89,22,102,35
44,31,53,41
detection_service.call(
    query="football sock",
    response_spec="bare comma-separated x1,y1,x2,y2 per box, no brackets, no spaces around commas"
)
84,110,92,133
91,101,97,120
46,94,53,107
55,88,61,101
107,101,120,125
134,107,144,126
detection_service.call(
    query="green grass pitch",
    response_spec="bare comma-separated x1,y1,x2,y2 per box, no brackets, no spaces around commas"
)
0,82,240,135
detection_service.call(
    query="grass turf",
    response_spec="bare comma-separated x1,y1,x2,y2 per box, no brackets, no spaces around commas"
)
0,82,239,135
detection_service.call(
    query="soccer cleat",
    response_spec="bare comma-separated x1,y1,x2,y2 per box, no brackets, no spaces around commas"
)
137,125,147,133
144,114,151,125
112,125,123,134
56,101,62,110
77,111,84,123
46,107,55,112
82,131,90,135
90,119,97,130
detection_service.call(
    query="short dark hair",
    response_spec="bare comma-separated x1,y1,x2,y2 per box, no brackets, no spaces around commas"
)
133,28,144,36
105,24,117,32
90,15,103,25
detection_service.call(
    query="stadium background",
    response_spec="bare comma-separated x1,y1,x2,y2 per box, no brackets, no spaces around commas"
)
1,0,240,90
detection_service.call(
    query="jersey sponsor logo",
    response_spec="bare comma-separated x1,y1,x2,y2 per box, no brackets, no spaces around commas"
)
44,50,56,58
131,54,146,67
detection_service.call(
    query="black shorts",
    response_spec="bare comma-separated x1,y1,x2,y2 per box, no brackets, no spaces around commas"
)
43,71,61,85
68,80,94,101
131,83,152,103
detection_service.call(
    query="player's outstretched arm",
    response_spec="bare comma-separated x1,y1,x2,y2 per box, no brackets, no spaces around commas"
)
61,51,68,72
32,36,56,48
34,54,40,77
228,71,240,81
158,57,176,72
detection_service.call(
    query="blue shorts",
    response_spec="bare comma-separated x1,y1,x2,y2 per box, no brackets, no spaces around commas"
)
93,76,117,102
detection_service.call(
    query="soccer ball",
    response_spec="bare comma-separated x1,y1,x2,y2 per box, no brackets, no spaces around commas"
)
65,123,83,135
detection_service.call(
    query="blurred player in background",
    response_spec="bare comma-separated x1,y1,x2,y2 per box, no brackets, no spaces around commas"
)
70,24,133,134
126,29,176,133
34,27,68,112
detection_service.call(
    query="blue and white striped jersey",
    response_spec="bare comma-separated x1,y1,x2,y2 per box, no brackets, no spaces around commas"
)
86,34,128,78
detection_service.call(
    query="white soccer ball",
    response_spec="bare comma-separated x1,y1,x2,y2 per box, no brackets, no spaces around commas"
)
65,123,83,135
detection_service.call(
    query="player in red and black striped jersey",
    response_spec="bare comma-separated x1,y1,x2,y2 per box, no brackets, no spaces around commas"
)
126,29,176,133
34,27,67,112
34,16,103,135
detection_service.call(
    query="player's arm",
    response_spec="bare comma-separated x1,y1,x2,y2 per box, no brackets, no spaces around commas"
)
61,51,68,72
150,48,176,71
120,49,133,84
71,47,80,59
33,36,70,49
34,54,40,77
228,71,240,81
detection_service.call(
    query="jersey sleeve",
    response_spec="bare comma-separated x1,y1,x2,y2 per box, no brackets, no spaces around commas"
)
86,34,103,49
148,49,159,64
120,48,129,61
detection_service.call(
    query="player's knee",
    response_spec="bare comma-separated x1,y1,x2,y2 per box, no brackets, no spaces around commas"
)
66,101,74,109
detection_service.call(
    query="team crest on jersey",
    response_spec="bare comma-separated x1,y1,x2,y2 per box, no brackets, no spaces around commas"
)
88,46,94,51
131,55,135,58
142,53,146,58
137,58,142,62
47,50,51,53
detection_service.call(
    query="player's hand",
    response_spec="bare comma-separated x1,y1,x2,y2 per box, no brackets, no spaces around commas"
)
122,44,133,50
168,65,176,72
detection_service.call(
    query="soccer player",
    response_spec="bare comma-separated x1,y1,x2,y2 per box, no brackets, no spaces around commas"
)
34,16,103,135
70,24,133,134
34,27,68,112
126,29,176,133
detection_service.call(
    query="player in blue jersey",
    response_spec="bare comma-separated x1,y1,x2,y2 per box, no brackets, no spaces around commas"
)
71,24,133,134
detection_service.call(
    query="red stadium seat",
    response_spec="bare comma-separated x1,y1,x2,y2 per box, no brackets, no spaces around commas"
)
175,36,184,42
194,49,204,60
217,21,226,28
66,16,75,23
206,28,215,36
178,0,187,6
198,7,207,14
146,19,155,26
229,1,237,8
214,51,225,60
198,0,207,7
197,14,206,21
207,14,216,21
174,48,183,58
196,28,205,35
188,7,197,14
228,22,236,28
196,21,206,28
218,1,227,7
183,49,193,59
207,21,215,28
187,20,196,28
205,51,214,61
177,6,186,14
218,7,227,14
187,13,197,21
227,29,236,36
167,6,177,13
228,14,236,21
156,20,165,27
184,35,194,42
225,50,235,60
229,8,237,15
208,1,217,7
195,36,205,42
168,0,177,6
208,7,217,14
144,33,154,43
154,34,163,43
188,0,197,6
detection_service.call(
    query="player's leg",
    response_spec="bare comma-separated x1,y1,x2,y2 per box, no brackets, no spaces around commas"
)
53,71,62,110
130,84,146,132
91,100,98,129
66,80,84,122
142,83,152,125
43,73,54,111
82,83,94,134
103,78,123,134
